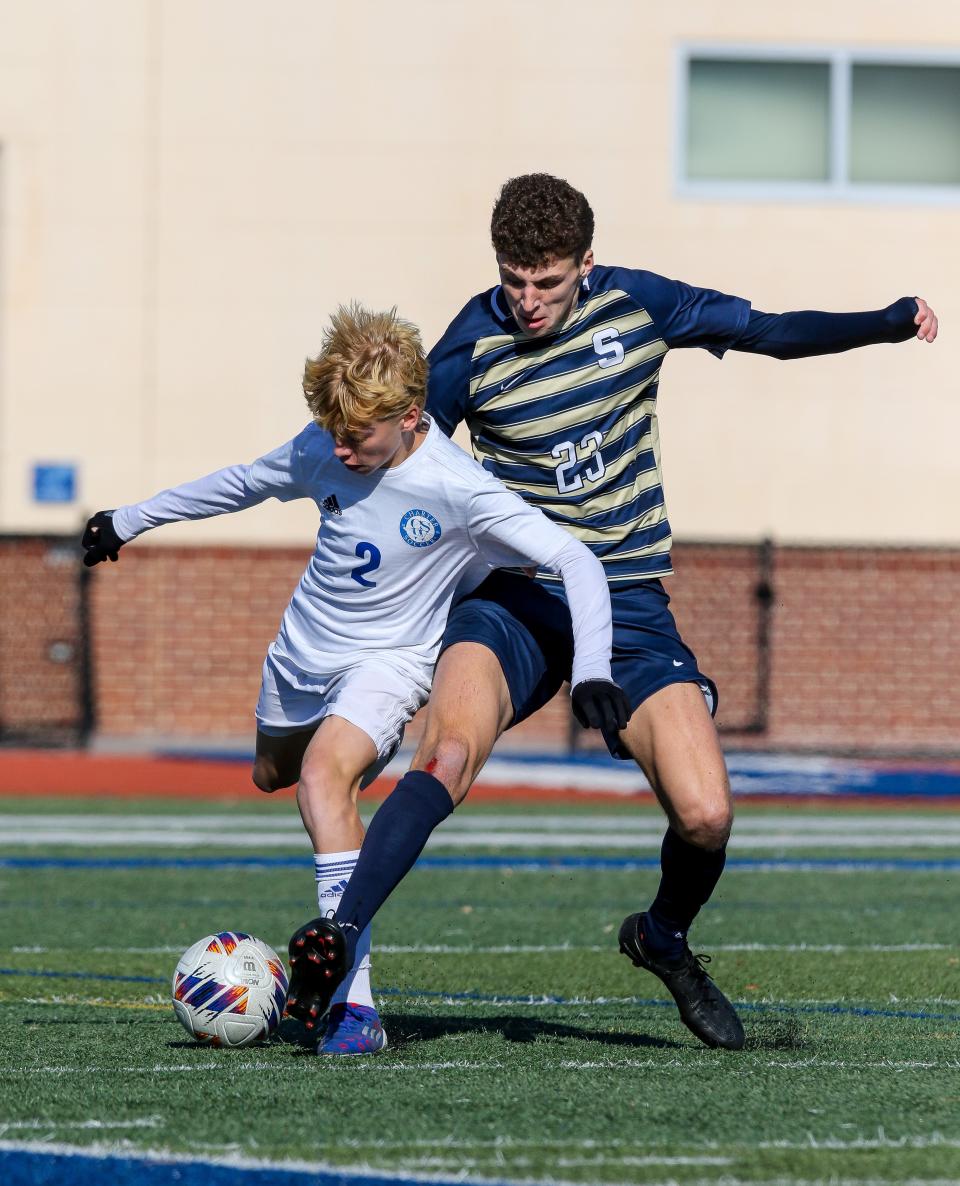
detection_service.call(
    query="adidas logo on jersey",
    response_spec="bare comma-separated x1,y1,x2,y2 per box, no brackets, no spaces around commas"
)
322,494,342,516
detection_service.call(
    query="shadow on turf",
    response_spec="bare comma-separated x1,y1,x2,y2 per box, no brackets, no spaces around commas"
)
24,1010,806,1054
741,1016,807,1051
275,1013,683,1053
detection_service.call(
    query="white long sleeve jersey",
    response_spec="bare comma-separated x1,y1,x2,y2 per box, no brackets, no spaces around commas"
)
111,418,613,688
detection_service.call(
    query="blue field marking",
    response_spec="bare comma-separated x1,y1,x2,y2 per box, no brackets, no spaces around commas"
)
506,751,960,797
1,853,960,872
0,1147,497,1186
156,746,960,798
372,986,960,1024
0,967,166,985
4,966,959,1024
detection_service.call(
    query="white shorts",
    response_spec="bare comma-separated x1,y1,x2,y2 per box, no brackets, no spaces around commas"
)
255,650,431,773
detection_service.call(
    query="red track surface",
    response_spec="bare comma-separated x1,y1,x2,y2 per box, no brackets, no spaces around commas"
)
1,749,958,808
0,749,642,803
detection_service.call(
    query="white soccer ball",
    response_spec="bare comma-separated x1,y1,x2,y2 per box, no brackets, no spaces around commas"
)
172,931,289,1048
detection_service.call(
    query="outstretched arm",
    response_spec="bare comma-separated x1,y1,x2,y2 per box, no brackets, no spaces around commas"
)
82,466,271,567
81,434,308,566
732,296,938,360
615,269,938,358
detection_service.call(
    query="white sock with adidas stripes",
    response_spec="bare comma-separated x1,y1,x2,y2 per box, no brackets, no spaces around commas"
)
313,850,374,1010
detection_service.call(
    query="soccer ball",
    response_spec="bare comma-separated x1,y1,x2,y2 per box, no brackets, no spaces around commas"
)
172,931,288,1048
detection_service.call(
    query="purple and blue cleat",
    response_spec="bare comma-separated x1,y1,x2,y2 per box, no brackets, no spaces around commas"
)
286,917,387,1055
319,1002,388,1055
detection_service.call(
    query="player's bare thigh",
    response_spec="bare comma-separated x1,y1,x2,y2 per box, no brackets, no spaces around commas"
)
617,682,732,851
410,642,513,805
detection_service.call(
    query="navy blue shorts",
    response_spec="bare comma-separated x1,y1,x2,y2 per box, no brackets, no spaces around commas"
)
440,571,717,759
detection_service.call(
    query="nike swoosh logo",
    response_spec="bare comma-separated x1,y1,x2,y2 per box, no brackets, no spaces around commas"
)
500,373,525,392
672,660,684,667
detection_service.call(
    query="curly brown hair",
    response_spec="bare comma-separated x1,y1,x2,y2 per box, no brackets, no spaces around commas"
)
491,173,594,268
303,303,427,440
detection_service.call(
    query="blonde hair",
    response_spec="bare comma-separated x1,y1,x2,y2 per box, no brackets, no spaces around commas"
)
303,303,428,439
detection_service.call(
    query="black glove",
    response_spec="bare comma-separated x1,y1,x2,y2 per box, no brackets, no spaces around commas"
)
81,510,124,567
570,679,632,733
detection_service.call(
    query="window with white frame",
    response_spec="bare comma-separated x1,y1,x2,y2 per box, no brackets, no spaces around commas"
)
680,49,960,195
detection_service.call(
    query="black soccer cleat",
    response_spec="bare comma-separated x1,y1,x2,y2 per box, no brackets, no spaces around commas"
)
618,912,745,1051
285,917,348,1032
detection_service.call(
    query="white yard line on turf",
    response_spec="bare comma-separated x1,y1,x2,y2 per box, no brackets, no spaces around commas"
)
4,809,960,850
0,1117,162,1132
4,827,960,848
11,941,953,956
757,1133,960,1150
4,1058,958,1075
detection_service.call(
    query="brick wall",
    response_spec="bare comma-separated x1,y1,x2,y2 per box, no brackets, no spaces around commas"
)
5,538,959,754
668,543,960,752
0,538,86,736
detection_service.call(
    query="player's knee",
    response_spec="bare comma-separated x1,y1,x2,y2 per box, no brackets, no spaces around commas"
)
675,802,732,851
296,764,349,812
414,733,473,804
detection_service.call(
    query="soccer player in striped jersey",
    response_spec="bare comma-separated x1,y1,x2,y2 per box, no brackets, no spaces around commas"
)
81,303,628,1055
404,173,937,1051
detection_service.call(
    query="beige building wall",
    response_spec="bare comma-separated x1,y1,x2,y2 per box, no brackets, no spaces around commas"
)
1,1,957,546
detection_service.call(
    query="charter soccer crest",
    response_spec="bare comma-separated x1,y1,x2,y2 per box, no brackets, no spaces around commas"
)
399,509,441,548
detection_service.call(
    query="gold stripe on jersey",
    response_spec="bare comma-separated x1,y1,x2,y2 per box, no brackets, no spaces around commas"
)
469,288,631,364
476,365,662,444
553,510,670,549
528,456,663,519
605,533,677,564
473,393,659,493
539,564,676,583
477,415,658,507
474,386,656,463
470,306,655,398
532,492,667,543
475,336,666,418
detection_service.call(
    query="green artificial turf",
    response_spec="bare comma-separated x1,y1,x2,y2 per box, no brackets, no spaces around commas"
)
0,797,957,1184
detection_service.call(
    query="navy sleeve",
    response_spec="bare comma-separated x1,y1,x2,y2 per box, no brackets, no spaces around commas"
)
426,331,474,437
609,268,751,358
731,298,919,360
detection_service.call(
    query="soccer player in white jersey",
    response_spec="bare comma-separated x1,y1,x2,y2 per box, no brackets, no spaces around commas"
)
81,303,628,1055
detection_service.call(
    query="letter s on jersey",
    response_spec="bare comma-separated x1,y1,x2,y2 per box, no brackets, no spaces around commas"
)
592,327,624,369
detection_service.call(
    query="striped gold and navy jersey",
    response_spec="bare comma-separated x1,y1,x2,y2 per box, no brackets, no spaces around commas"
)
426,266,750,585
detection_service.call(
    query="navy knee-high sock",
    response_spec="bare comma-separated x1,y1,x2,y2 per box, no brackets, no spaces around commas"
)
645,827,726,960
334,770,454,964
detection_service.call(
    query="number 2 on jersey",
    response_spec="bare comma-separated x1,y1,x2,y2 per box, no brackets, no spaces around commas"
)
351,542,382,588
552,430,606,495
